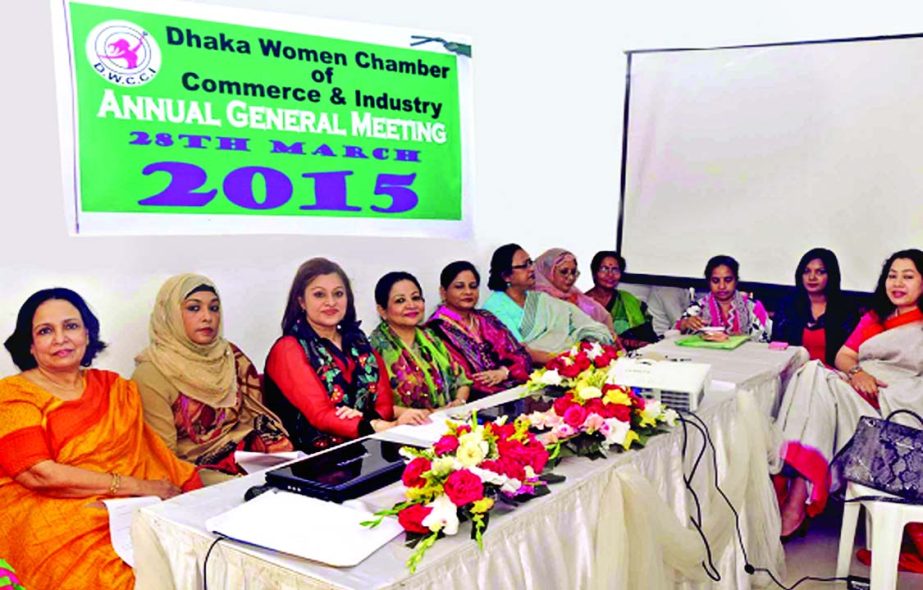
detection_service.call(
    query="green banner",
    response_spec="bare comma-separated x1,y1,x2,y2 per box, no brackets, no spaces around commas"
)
66,2,464,224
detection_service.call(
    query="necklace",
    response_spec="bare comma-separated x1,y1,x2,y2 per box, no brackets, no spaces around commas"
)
27,369,85,401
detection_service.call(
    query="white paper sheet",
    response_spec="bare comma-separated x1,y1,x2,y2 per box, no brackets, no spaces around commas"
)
102,496,161,566
205,489,403,567
234,450,307,474
371,410,454,447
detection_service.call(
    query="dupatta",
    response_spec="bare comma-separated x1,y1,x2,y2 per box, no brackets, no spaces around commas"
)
370,322,462,409
534,248,615,329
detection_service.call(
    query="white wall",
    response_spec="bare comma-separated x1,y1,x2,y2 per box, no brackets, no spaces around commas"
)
2,0,922,376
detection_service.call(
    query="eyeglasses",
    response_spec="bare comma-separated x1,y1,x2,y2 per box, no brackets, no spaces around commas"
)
557,268,580,278
597,266,620,275
511,259,534,270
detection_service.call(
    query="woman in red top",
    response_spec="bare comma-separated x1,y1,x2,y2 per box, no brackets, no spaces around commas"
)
263,258,429,453
776,249,923,557
771,248,858,366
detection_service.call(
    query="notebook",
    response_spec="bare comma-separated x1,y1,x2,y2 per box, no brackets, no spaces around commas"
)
674,334,749,350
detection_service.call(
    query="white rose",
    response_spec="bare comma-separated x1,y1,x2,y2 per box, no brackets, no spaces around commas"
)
539,369,563,386
423,494,460,535
603,418,630,446
469,465,508,486
586,342,604,360
663,408,679,426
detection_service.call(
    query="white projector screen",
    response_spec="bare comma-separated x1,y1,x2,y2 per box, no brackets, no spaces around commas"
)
620,35,923,292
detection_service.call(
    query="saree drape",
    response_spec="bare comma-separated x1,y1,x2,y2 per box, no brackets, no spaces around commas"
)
774,317,923,513
0,370,197,590
483,291,613,354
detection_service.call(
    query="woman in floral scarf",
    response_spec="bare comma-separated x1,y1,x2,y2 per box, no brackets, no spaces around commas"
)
428,261,531,400
370,271,472,410
677,255,771,342
264,259,429,453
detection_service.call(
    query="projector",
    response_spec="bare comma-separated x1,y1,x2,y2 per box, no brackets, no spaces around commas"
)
609,357,710,412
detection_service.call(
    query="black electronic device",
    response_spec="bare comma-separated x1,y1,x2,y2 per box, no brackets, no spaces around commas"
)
264,439,413,503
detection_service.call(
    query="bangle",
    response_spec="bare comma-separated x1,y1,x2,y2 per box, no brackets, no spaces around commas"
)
847,365,864,377
108,472,121,495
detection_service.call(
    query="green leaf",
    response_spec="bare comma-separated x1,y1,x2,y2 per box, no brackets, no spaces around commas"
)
406,532,440,574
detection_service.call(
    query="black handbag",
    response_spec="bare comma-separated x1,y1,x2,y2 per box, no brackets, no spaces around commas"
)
832,409,923,503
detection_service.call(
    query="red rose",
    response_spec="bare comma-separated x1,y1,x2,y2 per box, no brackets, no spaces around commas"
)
553,393,576,416
434,435,459,456
559,362,582,378
397,503,433,534
585,398,605,416
629,392,646,410
498,439,532,468
456,424,472,435
563,404,588,428
521,441,549,474
487,421,515,441
444,469,484,506
599,402,619,419
483,456,526,481
593,352,614,368
402,457,432,488
612,404,631,422
574,352,591,371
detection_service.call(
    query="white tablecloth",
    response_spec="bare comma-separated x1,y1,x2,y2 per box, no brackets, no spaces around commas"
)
132,346,808,590
637,339,809,417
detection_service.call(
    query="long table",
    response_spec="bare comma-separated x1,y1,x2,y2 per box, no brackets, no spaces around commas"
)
637,338,809,416
132,343,808,590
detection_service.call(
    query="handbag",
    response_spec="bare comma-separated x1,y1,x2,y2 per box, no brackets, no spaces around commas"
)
832,409,923,503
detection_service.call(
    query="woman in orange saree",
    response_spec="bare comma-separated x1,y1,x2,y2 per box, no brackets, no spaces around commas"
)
0,288,200,590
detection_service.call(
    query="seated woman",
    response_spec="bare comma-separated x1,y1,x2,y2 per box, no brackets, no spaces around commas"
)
264,258,429,452
772,248,858,366
481,243,615,366
428,261,532,400
370,271,472,409
677,255,771,342
584,250,658,349
133,274,292,477
775,249,923,557
534,248,616,335
0,288,200,590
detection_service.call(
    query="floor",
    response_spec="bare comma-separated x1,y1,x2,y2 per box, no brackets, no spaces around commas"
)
783,501,923,589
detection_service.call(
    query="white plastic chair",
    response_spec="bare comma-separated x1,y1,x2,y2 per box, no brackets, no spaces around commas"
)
836,482,923,590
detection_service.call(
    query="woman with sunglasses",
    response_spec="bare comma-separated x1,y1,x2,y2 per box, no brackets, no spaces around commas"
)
482,244,615,365
533,248,616,336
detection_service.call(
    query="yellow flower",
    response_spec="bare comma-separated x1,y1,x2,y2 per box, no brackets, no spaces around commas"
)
457,440,488,467
576,384,602,401
621,430,640,451
471,497,495,514
405,485,437,503
603,388,631,406
430,456,456,477
639,400,662,427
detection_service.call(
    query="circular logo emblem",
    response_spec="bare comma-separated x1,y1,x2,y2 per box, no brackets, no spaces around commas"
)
85,20,161,87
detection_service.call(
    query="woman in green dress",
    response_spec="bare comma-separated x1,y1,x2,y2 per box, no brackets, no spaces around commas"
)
584,251,657,350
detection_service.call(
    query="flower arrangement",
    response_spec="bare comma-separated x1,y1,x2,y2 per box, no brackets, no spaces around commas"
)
525,342,677,458
363,414,553,573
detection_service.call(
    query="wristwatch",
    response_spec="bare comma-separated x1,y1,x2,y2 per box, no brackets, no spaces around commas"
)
847,365,864,377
